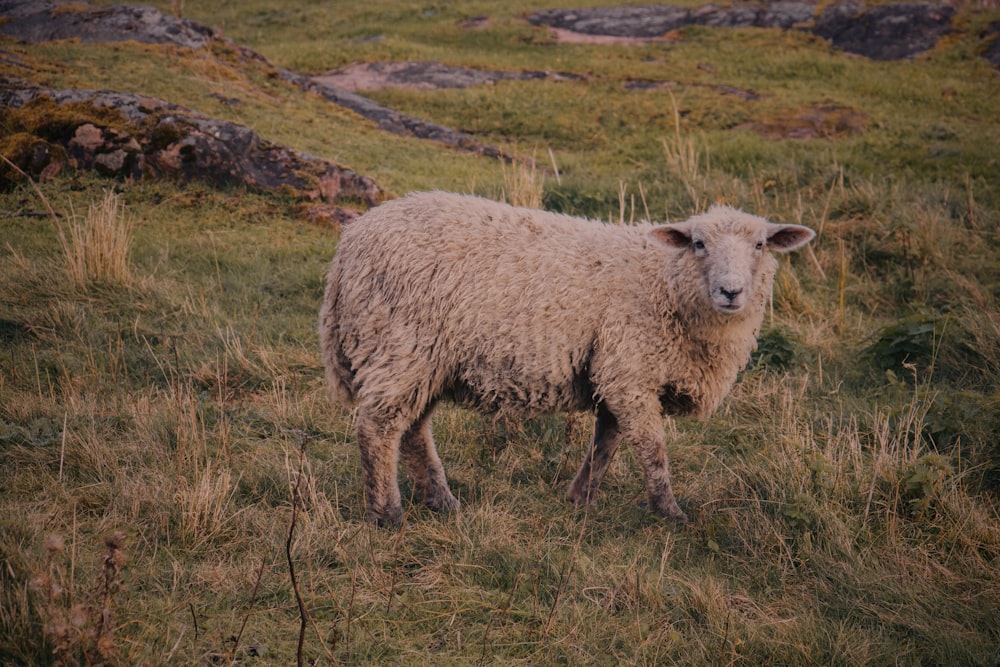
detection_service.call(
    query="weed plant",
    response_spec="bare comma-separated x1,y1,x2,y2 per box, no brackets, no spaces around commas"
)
2,1,1000,664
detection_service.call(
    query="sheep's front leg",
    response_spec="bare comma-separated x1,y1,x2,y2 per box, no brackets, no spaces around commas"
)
356,407,408,527
400,407,460,514
618,403,689,524
568,404,622,506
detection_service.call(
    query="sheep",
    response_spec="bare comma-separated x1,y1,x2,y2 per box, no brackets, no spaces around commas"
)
319,191,815,526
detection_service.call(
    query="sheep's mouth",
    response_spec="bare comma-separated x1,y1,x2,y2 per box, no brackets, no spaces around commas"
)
714,301,746,314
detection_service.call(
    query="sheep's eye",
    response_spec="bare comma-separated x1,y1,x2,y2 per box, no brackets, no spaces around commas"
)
755,241,764,251
693,240,706,251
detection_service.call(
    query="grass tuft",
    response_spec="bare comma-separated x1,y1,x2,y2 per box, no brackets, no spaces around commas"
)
500,151,545,209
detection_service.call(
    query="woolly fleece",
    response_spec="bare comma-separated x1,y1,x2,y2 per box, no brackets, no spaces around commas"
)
320,191,814,525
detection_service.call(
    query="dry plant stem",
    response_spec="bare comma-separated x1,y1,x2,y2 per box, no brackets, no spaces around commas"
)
189,602,200,640
386,527,404,614
344,565,357,662
547,147,561,185
478,564,524,667
286,437,309,667
543,508,588,637
230,557,268,663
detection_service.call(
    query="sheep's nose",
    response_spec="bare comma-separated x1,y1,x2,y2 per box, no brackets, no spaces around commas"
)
720,287,743,302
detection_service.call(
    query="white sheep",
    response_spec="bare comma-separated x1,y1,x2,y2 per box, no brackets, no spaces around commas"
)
319,191,814,526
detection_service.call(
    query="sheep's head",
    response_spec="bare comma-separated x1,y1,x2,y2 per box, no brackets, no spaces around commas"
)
651,205,815,315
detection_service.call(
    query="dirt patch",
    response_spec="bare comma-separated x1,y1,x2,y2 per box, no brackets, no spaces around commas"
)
547,27,668,45
737,102,868,139
313,61,578,93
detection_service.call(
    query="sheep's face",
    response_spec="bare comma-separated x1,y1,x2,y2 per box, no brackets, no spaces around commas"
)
652,206,815,315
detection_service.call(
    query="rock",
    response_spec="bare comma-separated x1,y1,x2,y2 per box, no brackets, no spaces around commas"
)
280,69,507,159
980,21,1000,70
688,3,814,29
94,149,129,176
0,0,509,158
530,2,959,62
0,79,384,215
528,4,811,36
528,6,691,38
66,123,144,179
813,2,955,61
0,0,215,49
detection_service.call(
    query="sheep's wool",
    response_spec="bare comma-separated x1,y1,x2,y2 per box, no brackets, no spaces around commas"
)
320,191,814,525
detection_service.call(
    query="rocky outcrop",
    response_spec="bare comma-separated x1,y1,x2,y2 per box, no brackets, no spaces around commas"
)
529,2,960,62
529,3,815,38
0,80,384,222
812,2,954,61
981,20,1000,69
0,0,215,48
0,0,508,159
276,69,507,160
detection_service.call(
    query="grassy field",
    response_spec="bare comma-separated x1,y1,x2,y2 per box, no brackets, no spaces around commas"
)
2,1,1000,664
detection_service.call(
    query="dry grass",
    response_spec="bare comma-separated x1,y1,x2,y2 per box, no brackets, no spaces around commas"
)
62,189,134,290
500,151,545,209
662,91,708,212
2,0,1000,662
3,166,996,665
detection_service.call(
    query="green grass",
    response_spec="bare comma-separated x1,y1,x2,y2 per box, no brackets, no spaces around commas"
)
3,1,1000,664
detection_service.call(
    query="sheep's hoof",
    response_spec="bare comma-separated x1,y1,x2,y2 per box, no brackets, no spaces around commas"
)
640,500,690,526
426,491,461,514
660,505,691,525
567,482,599,506
369,505,405,528
665,510,690,525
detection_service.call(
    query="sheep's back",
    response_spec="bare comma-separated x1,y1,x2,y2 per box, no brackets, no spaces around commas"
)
331,192,653,414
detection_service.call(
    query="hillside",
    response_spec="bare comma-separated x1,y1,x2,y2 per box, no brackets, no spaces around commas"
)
2,1,999,664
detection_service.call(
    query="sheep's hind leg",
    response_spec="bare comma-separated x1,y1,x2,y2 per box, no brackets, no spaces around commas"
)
567,404,622,506
400,406,460,514
356,407,408,527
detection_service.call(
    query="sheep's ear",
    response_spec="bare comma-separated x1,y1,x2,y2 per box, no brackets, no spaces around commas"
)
650,223,692,248
766,223,815,253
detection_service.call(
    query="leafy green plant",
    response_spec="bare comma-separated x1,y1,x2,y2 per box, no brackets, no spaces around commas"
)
900,453,954,517
751,326,803,370
783,492,820,533
861,312,940,373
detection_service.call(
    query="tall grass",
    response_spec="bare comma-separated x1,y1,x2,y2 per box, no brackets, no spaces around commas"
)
2,0,1000,662
501,152,545,209
2,167,998,667
662,91,709,212
61,190,133,289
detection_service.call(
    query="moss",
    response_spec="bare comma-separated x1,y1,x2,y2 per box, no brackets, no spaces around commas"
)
143,119,186,152
0,132,67,186
51,4,95,16
2,97,131,143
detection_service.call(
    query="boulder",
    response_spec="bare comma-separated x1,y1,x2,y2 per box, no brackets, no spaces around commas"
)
0,80,384,219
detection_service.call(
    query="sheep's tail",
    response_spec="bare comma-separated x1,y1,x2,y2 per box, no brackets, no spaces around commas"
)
318,259,357,408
